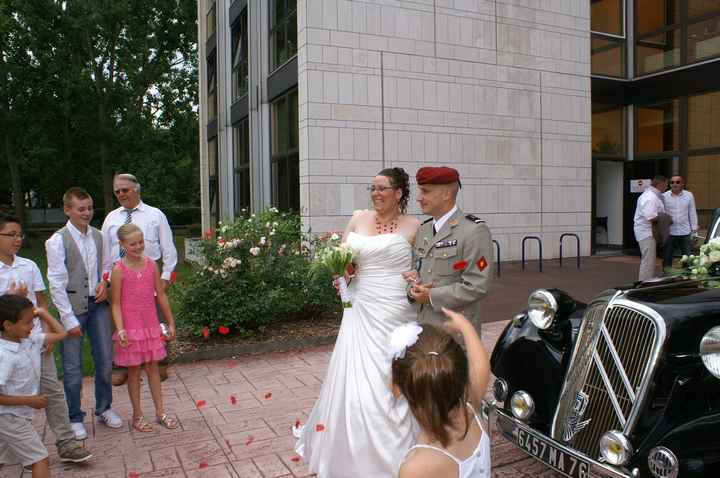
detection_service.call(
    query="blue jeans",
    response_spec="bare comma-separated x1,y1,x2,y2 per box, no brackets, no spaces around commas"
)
60,299,113,423
663,234,693,268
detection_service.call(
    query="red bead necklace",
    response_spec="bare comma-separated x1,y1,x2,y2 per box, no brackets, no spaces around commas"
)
375,215,399,235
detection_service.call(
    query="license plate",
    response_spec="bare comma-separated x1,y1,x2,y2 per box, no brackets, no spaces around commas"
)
517,428,592,478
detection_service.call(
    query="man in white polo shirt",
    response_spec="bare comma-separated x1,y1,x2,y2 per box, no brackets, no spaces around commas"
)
662,175,698,269
633,175,668,281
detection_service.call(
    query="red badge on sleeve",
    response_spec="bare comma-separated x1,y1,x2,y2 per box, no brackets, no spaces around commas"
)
452,260,468,271
476,257,488,271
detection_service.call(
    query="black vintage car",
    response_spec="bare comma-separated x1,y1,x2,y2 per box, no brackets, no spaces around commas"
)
487,213,720,478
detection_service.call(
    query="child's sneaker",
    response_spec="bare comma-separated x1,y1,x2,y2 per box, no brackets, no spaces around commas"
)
58,444,93,463
70,422,88,440
98,408,123,428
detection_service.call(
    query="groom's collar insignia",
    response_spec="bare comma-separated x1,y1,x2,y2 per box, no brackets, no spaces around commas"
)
435,239,457,249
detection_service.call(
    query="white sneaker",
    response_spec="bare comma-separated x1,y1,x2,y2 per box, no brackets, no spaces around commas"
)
70,422,88,440
98,408,123,428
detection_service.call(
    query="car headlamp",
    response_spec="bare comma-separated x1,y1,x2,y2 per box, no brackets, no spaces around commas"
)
700,326,720,378
510,391,534,421
527,289,558,330
599,430,633,466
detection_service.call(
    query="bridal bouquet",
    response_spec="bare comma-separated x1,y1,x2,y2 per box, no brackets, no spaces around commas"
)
680,238,720,276
315,243,354,307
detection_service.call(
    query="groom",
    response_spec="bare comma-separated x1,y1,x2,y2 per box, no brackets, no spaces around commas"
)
407,167,492,332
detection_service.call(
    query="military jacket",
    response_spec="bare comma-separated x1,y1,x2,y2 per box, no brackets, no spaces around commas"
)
411,208,492,331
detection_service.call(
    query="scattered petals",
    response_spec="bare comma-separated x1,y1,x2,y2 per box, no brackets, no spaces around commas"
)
227,361,237,368
229,395,237,405
245,435,255,446
128,473,140,478
201,326,210,339
218,325,230,335
476,256,488,271
196,400,206,408
295,419,301,428
198,462,209,469
453,260,469,271
264,392,272,399
291,456,301,462
315,424,325,432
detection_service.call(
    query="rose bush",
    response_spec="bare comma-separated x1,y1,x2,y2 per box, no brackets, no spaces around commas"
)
173,208,339,338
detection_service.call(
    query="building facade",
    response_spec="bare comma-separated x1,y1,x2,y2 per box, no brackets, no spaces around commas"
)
198,0,597,260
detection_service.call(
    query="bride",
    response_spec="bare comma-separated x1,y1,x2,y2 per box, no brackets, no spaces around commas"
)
295,167,421,477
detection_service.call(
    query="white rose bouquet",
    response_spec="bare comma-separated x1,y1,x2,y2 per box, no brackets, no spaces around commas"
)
315,242,355,307
680,238,720,276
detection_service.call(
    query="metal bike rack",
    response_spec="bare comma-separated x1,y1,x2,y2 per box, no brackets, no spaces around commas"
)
521,236,543,272
492,239,501,277
559,233,581,269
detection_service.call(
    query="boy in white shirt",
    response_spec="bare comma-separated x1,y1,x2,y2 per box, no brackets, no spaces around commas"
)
0,295,68,477
0,214,92,464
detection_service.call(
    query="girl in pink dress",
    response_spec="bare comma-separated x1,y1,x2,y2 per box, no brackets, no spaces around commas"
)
111,223,177,432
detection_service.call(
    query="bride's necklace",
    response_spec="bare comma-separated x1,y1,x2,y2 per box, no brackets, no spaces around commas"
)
375,214,399,235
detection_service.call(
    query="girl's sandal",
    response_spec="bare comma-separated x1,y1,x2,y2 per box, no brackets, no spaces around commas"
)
133,415,153,432
156,413,179,430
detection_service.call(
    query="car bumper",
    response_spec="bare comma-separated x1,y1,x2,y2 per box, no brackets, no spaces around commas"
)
492,405,636,478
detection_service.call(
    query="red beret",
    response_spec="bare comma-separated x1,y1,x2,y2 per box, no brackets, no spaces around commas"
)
416,167,460,186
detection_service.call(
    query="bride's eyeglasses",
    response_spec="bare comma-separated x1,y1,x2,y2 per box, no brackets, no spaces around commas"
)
367,185,396,193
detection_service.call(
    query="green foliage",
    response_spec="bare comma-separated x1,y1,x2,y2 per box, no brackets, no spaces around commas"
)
174,209,338,338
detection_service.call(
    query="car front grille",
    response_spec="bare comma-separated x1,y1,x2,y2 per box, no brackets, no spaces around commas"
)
551,299,663,459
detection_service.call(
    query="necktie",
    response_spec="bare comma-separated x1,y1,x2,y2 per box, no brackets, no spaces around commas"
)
432,223,437,236
119,208,136,257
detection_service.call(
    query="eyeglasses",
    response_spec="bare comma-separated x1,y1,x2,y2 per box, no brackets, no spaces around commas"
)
670,181,682,184
367,185,396,193
0,233,25,240
114,188,133,194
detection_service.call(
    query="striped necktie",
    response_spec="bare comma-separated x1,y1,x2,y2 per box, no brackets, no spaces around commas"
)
119,208,137,257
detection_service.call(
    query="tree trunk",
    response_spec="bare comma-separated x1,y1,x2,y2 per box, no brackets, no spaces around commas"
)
4,131,24,221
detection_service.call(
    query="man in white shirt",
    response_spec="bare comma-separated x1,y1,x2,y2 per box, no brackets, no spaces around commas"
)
101,174,177,385
662,176,698,269
633,175,668,281
46,187,122,440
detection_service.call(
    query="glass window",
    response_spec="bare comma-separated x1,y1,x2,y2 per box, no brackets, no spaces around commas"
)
592,105,626,156
234,120,251,214
636,0,680,37
592,36,626,77
636,99,681,155
206,2,216,41
592,0,624,36
688,16,720,62
687,154,720,231
689,0,720,18
208,138,220,224
207,54,217,121
270,0,298,71
232,8,249,101
636,28,681,75
271,90,299,212
689,91,720,150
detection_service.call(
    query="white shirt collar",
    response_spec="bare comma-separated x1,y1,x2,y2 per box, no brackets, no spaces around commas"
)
0,337,20,352
0,256,18,270
433,205,459,233
66,220,91,238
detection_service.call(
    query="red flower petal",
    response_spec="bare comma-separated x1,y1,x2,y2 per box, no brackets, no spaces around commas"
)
245,435,254,446
128,473,140,478
230,395,237,405
295,419,301,428
264,392,272,399
196,400,206,408
291,456,301,462
227,361,237,368
218,326,230,335
170,271,177,284
204,228,214,239
453,260,469,271
103,272,110,282
346,263,356,276
201,326,210,339
476,256,488,271
198,462,209,469
315,424,325,432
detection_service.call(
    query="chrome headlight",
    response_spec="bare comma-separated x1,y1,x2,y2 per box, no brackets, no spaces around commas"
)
510,391,534,421
648,446,679,478
599,430,633,466
700,326,720,378
527,289,558,329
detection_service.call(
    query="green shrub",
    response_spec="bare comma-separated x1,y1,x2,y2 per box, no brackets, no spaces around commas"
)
174,208,338,338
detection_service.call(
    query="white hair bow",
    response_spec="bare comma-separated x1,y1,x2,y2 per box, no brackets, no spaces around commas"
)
389,322,423,360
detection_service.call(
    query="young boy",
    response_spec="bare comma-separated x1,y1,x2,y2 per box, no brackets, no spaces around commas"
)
46,188,121,439
0,213,92,463
0,295,68,477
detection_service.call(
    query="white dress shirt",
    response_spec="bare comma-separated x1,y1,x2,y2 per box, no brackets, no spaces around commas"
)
433,205,459,235
101,201,177,281
0,256,46,336
46,221,100,331
634,186,666,242
0,334,45,419
663,190,698,236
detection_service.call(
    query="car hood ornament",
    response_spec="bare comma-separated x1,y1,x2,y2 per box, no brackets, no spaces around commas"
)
563,391,591,442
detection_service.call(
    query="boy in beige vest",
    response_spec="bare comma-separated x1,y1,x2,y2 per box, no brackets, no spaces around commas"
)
46,188,122,440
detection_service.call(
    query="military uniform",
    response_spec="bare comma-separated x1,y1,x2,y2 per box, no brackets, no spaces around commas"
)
411,208,492,332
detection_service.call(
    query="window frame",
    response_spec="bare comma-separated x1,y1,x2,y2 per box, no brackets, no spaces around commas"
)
270,89,299,212
269,0,298,73
231,7,249,102
590,0,628,78
233,118,251,215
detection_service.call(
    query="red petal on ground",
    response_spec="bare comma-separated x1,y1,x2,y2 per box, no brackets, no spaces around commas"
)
295,419,301,428
315,424,325,432
453,260,469,271
227,361,237,368
196,400,206,408
198,462,209,469
264,392,272,399
291,456,301,462
230,395,237,405
477,256,488,271
245,435,254,446
201,326,210,339
218,326,230,335
128,473,140,478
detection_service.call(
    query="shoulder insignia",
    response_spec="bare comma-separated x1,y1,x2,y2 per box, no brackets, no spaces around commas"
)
422,218,433,224
465,214,485,224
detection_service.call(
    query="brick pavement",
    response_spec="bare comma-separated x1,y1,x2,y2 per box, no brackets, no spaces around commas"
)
0,256,643,477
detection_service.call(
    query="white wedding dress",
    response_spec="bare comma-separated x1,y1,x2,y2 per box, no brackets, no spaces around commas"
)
295,232,418,477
